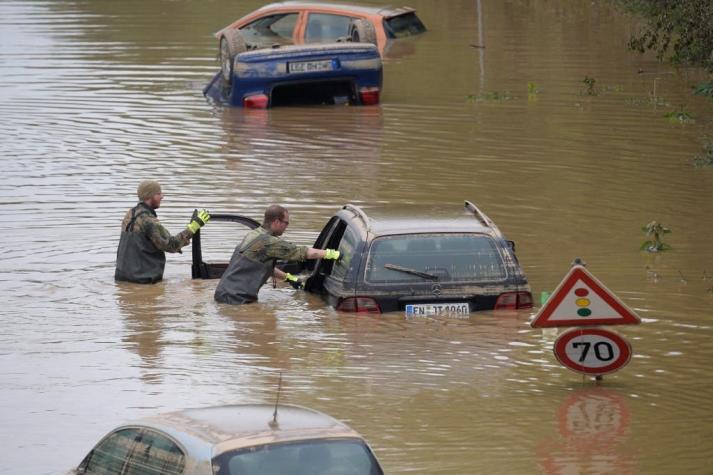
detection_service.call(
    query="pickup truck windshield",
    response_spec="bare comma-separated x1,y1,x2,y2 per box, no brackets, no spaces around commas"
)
366,234,507,283
212,438,382,475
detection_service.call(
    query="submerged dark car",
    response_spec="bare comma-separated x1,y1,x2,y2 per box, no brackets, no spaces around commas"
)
192,201,532,314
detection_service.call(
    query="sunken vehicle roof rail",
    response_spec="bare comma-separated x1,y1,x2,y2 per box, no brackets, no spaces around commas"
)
464,200,503,237
342,203,371,230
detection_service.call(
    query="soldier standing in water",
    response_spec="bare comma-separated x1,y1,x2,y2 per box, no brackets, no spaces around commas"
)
115,180,210,284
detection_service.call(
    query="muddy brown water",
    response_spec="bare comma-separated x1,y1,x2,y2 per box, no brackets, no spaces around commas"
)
2,0,713,473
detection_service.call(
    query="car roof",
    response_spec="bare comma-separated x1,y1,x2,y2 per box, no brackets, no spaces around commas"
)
339,202,503,237
135,404,363,455
255,1,415,18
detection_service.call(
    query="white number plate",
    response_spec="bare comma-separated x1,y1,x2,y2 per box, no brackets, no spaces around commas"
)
405,303,470,316
288,59,334,73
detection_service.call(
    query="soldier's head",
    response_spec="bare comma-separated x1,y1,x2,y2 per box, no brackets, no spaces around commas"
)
264,204,289,236
137,180,164,209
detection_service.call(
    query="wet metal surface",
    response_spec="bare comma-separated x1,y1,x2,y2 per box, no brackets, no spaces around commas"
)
1,0,713,473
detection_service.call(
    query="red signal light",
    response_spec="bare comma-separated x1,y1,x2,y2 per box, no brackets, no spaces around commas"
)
495,291,533,310
358,87,380,106
337,296,381,313
243,94,269,109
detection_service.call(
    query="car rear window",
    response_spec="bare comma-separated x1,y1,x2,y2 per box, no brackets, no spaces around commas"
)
366,234,507,283
383,12,426,38
212,438,382,475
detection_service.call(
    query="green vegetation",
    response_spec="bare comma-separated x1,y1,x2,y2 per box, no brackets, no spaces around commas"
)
466,91,516,102
640,221,672,252
623,0,713,73
663,105,694,123
577,76,623,96
582,76,597,95
692,140,713,167
693,82,713,98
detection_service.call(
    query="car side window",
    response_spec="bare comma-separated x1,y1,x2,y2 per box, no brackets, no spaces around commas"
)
124,429,185,475
305,13,355,42
81,428,141,474
330,225,357,281
240,13,299,47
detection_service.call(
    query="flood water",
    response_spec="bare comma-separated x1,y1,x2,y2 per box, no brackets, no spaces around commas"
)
2,0,713,473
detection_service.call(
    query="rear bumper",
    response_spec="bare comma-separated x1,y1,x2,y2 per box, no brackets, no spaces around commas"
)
204,43,383,107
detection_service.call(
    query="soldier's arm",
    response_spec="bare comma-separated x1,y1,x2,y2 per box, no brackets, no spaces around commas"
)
264,237,308,261
142,215,192,253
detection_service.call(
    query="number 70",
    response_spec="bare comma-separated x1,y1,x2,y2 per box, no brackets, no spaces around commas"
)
572,341,614,362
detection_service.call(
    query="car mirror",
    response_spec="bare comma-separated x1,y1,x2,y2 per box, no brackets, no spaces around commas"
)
507,240,516,252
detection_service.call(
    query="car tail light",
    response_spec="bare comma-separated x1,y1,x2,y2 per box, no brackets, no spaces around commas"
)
358,87,380,105
494,291,533,310
337,296,381,313
243,94,269,109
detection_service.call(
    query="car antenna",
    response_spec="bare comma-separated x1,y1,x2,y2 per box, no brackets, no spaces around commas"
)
269,371,283,429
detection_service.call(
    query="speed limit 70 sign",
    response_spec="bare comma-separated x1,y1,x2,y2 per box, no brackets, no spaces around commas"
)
554,328,632,376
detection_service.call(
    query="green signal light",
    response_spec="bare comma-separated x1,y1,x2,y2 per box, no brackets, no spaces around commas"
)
577,308,592,317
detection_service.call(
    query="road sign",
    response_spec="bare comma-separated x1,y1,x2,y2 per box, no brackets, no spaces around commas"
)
530,265,641,328
554,328,632,376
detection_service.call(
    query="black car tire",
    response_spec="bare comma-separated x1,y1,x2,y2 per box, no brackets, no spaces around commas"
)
350,19,377,45
220,29,247,84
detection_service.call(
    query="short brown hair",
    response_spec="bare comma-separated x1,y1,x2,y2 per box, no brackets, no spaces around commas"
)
263,205,287,227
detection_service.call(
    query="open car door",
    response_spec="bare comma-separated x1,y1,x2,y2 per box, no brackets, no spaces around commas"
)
191,211,312,279
191,212,260,279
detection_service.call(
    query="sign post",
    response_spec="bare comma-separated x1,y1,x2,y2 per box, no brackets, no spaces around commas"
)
531,260,640,378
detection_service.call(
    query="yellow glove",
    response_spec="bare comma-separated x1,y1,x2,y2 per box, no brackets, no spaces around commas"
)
284,273,303,289
187,209,211,233
323,249,340,260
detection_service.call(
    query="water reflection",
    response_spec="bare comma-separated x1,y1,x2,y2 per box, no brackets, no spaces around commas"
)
116,283,170,383
536,386,638,474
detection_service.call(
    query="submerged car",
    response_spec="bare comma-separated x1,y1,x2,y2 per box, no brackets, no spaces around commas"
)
215,1,427,56
73,404,383,475
192,201,532,314
204,42,382,108
204,1,426,108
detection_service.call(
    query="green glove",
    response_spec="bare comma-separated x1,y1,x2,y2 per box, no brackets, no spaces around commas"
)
284,273,303,289
187,209,211,234
323,249,340,260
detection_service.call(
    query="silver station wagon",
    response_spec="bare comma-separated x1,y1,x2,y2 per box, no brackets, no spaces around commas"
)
73,404,383,475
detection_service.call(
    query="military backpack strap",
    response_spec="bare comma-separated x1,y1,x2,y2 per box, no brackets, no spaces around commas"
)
125,205,150,233
239,233,270,254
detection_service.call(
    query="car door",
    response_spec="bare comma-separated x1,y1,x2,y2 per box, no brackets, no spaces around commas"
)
305,219,363,305
191,213,260,279
303,13,358,43
239,11,302,48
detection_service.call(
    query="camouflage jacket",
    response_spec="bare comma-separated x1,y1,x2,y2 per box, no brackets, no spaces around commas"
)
120,203,192,253
239,226,308,263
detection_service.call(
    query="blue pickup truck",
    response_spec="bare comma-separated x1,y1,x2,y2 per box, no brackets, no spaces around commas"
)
204,41,383,108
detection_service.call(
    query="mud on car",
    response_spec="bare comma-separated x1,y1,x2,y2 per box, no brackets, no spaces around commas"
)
192,201,532,315
72,404,383,475
203,1,426,108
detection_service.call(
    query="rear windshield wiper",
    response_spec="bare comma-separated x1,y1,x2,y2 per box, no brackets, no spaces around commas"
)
383,263,439,281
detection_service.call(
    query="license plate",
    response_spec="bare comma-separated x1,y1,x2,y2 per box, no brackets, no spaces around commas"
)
288,59,334,73
405,303,470,316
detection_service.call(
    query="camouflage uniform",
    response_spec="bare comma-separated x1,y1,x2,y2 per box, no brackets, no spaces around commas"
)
214,226,308,304
115,203,193,284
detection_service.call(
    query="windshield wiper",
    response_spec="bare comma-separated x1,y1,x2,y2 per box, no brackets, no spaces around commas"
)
383,263,439,281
